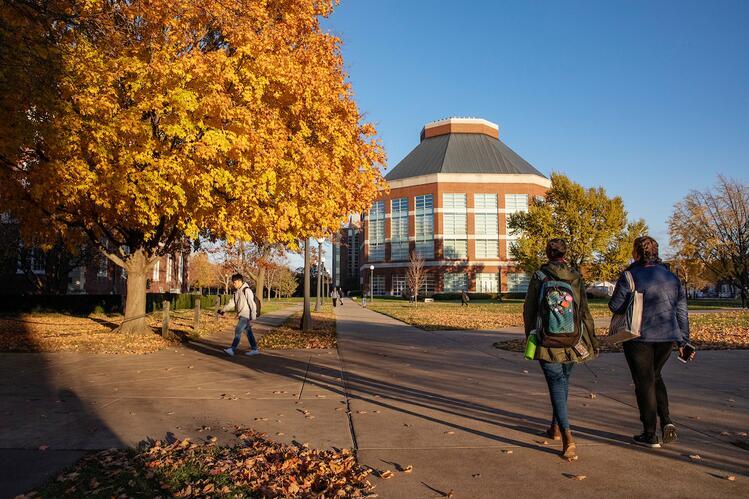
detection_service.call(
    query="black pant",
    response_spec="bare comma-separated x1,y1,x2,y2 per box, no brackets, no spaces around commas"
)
623,341,674,434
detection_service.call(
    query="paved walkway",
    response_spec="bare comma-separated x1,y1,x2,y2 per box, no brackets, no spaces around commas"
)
1,300,747,498
336,300,749,498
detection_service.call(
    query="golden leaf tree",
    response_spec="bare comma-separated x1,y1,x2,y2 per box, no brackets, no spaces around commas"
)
0,0,385,332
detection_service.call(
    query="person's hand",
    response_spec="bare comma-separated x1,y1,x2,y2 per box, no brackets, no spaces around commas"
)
678,346,696,361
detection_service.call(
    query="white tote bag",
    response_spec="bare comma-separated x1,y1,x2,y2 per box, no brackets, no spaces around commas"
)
605,271,643,344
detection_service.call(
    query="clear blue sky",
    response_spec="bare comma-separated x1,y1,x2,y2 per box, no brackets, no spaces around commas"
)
294,0,749,270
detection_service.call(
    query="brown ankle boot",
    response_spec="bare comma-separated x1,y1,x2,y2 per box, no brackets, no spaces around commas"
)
544,424,562,441
562,429,577,460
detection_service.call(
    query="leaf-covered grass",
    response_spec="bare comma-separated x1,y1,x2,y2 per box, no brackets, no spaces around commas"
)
0,311,225,354
257,303,336,349
366,298,613,331
494,311,749,352
29,430,374,498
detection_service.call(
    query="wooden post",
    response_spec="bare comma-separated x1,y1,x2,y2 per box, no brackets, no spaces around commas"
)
162,300,172,338
215,295,220,321
194,299,201,330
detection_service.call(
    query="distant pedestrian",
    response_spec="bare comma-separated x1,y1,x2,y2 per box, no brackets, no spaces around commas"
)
523,239,598,461
218,273,259,357
609,236,692,448
461,290,470,307
337,287,344,306
330,288,339,308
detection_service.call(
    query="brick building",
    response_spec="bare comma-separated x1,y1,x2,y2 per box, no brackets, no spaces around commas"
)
331,214,362,294
361,117,550,296
0,215,189,295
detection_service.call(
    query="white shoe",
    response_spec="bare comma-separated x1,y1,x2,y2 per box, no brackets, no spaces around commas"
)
245,350,260,356
224,348,235,356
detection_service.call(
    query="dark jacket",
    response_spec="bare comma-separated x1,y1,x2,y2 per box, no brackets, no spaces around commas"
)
523,261,598,363
608,262,689,345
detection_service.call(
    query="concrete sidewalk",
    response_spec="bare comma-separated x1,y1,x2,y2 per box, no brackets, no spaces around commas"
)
0,304,352,497
336,299,749,498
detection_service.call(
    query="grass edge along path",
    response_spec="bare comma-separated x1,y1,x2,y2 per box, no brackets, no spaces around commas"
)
258,303,337,350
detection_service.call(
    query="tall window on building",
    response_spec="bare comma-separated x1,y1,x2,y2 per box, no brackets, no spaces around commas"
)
152,259,160,281
443,193,467,259
414,194,434,259
420,275,435,296
476,272,499,293
178,254,183,284
166,255,172,283
474,194,499,259
371,275,385,295
443,272,468,292
392,275,406,296
348,229,359,275
507,272,530,293
390,197,409,261
505,194,529,256
368,201,385,262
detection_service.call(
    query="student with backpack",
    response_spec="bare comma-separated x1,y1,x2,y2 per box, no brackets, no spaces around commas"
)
219,273,260,357
608,236,691,448
523,239,598,460
331,288,339,308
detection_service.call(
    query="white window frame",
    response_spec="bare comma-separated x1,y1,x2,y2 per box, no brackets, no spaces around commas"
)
443,272,468,292
390,197,409,261
152,259,160,282
443,193,467,259
392,275,406,296
165,255,172,283
476,272,500,293
414,194,434,259
474,194,499,259
368,201,386,262
507,272,531,293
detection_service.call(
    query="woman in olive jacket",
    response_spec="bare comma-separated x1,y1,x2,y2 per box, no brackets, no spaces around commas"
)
523,239,598,460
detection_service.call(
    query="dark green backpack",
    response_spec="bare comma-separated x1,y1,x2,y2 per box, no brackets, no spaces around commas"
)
533,270,582,348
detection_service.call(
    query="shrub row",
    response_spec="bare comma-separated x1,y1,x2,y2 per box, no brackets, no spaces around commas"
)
0,294,123,315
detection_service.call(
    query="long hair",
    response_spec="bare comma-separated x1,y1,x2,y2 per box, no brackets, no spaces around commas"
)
633,236,661,264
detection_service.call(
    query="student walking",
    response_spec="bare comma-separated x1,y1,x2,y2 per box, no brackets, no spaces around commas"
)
461,290,470,307
337,288,344,306
523,239,598,460
330,288,339,308
609,236,692,448
219,273,260,357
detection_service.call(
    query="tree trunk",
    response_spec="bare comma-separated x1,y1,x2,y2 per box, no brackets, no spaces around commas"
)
121,250,152,335
256,266,266,305
301,240,312,331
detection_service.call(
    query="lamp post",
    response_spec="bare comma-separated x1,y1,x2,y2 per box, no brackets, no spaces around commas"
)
315,237,324,312
369,264,375,302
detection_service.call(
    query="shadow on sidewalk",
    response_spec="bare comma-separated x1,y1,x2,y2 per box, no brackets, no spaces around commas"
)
0,320,125,497
182,319,749,480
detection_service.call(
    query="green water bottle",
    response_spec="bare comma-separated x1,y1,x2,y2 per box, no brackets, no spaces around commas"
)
524,333,538,360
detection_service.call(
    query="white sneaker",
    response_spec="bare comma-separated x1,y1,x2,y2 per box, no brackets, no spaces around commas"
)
245,350,260,356
224,348,235,356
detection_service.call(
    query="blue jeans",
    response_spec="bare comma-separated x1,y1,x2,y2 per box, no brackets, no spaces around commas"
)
231,317,258,351
540,361,575,430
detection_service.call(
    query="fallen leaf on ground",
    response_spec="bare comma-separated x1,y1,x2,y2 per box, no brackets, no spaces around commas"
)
502,450,513,454
38,445,49,451
403,465,413,473
688,454,702,461
727,475,737,481
379,470,394,479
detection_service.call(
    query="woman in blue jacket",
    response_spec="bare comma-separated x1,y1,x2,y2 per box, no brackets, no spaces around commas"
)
609,236,692,448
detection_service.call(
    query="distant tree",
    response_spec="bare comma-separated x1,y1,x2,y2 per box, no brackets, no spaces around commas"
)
406,250,427,304
669,176,749,307
509,173,647,281
275,267,299,298
188,252,217,294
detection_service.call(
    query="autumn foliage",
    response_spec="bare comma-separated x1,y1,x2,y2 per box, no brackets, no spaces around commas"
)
0,0,385,332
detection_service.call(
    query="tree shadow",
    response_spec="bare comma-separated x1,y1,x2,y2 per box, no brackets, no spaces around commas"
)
184,311,749,478
0,320,125,496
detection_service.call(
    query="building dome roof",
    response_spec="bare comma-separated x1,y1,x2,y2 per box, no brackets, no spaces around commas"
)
385,118,546,181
